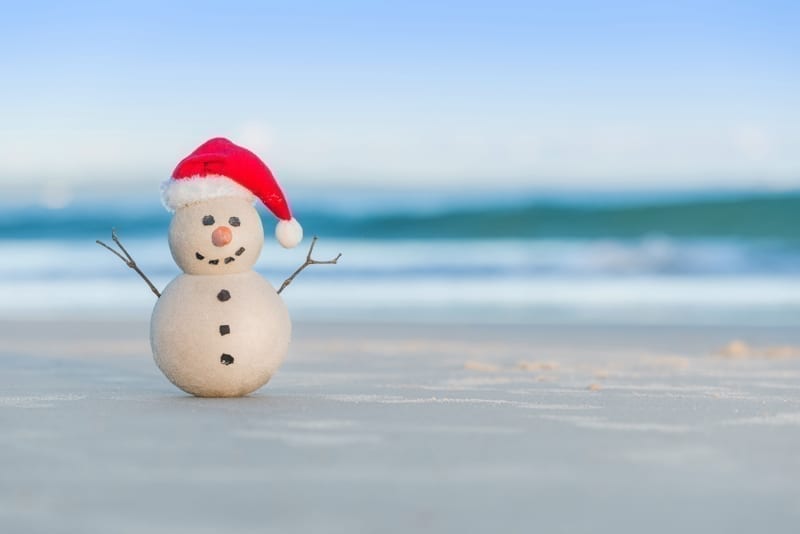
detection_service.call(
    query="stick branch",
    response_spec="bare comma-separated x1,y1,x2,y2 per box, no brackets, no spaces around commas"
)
278,236,341,295
96,229,161,298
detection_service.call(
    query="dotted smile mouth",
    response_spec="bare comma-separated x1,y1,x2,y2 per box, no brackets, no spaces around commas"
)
195,247,246,265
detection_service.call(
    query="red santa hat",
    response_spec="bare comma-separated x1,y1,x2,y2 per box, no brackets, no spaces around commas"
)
162,137,303,249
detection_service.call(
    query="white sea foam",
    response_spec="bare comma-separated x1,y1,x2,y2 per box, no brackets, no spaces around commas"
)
2,237,800,325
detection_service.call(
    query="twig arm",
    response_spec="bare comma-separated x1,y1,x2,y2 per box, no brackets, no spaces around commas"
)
96,239,129,264
277,236,341,295
96,229,161,298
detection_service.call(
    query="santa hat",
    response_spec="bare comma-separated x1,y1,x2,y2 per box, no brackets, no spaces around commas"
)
162,137,303,248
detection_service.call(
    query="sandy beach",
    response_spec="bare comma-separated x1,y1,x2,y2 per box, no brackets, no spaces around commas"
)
2,318,799,533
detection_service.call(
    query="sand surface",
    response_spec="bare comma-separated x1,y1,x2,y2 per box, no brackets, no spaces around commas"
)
2,319,800,533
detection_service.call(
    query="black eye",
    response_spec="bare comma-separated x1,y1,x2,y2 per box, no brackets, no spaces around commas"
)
229,216,240,227
202,215,215,226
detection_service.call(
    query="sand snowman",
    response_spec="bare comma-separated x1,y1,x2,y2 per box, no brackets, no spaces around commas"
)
99,137,338,397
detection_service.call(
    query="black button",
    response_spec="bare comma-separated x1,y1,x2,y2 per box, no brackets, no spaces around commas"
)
219,325,231,336
217,289,231,301
220,353,234,365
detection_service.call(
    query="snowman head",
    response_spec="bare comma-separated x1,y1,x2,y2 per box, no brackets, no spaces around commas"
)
168,196,264,274
161,138,303,272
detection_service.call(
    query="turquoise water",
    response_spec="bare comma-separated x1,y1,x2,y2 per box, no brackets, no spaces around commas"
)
4,190,800,241
3,190,799,324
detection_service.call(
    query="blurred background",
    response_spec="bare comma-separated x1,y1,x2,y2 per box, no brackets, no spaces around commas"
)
1,0,798,325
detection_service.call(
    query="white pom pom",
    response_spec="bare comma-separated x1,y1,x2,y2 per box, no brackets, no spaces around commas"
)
275,218,303,248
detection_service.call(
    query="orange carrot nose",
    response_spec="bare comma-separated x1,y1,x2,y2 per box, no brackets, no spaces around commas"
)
212,226,233,247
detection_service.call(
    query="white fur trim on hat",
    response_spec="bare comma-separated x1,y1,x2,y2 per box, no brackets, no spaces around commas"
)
275,217,303,248
161,174,256,212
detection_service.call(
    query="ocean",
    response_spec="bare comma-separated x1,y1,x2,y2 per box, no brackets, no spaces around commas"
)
3,189,799,325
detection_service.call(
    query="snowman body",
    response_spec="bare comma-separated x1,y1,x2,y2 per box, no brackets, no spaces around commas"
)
150,196,293,397
151,271,290,397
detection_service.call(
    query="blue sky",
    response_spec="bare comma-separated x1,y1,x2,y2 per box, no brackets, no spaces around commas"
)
1,0,798,193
